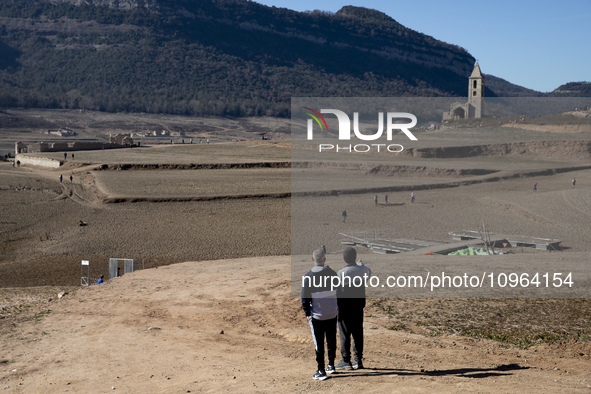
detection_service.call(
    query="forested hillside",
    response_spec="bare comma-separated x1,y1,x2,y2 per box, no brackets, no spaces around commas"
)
553,82,591,96
483,74,543,97
0,0,489,116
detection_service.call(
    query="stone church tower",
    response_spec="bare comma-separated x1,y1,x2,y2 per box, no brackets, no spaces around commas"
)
468,62,484,118
442,62,485,121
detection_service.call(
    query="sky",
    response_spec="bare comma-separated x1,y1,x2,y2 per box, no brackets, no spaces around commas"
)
253,0,590,93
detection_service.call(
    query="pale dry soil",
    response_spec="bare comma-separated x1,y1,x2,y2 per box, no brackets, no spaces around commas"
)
25,142,291,165
0,109,291,155
1,257,591,393
93,168,291,198
3,137,591,285
0,165,290,286
2,120,591,392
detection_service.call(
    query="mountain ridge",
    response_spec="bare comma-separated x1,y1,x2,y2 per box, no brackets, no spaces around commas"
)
1,0,568,118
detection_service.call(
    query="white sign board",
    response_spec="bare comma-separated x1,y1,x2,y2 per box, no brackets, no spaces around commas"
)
81,260,89,266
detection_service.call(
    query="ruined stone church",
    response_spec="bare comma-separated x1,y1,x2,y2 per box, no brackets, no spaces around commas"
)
442,62,484,121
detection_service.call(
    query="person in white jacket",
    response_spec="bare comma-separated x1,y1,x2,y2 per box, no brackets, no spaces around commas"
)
301,248,338,380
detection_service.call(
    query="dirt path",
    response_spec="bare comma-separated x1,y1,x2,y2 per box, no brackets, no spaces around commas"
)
1,256,590,393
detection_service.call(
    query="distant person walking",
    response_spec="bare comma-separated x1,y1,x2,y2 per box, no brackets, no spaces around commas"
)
533,183,537,192
374,195,378,207
342,210,347,223
572,178,576,188
384,194,388,205
59,174,63,184
16,160,20,167
69,175,73,185
11,160,15,168
64,152,67,160
71,153,74,160
411,192,415,203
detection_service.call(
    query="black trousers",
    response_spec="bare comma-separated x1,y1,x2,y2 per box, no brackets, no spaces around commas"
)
338,307,364,363
308,316,337,371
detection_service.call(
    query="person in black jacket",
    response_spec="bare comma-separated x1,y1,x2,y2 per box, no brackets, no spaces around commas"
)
335,247,371,371
302,248,338,380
